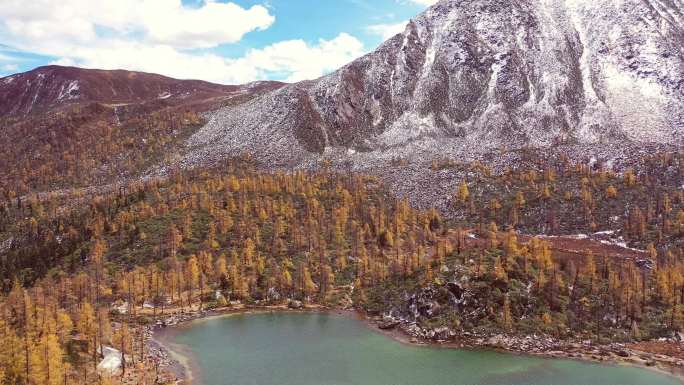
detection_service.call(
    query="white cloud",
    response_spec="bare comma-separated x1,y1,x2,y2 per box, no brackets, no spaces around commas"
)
47,33,365,84
142,1,275,49
239,33,365,82
367,22,407,40
1,0,275,50
0,0,367,84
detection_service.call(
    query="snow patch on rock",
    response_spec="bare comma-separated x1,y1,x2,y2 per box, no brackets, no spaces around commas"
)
57,80,80,101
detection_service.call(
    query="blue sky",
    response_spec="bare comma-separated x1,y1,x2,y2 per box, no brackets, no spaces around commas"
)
204,0,423,57
0,0,435,83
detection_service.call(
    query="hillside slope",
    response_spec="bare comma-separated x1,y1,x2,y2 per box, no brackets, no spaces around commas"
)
0,66,284,193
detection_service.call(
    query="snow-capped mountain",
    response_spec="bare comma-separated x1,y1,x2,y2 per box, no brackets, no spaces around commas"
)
187,0,683,166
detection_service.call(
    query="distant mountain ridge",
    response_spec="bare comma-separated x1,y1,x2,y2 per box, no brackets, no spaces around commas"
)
185,0,683,167
0,65,283,116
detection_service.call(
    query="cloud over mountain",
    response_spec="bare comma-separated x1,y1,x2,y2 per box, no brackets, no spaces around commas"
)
0,0,366,84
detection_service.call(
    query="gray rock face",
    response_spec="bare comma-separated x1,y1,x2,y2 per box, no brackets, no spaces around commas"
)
186,0,683,166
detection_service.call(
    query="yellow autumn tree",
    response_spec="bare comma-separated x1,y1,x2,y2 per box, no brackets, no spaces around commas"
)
456,181,469,204
493,256,508,282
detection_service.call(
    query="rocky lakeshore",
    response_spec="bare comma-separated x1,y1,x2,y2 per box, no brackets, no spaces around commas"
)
145,304,684,385
368,314,684,382
140,307,225,385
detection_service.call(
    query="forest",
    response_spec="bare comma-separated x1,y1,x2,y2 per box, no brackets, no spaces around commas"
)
0,102,203,194
0,152,682,384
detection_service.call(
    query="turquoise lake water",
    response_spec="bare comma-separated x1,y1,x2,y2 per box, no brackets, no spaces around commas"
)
169,312,683,385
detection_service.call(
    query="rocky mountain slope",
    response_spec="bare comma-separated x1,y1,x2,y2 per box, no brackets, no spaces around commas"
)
185,0,683,168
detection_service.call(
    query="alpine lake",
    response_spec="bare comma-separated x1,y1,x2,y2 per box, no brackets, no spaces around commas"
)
159,312,683,385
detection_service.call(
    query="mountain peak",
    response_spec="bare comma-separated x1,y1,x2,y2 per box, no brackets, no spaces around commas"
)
184,0,683,168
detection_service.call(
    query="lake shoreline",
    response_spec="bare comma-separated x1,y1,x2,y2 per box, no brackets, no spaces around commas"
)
149,305,684,385
365,315,684,383
150,305,353,385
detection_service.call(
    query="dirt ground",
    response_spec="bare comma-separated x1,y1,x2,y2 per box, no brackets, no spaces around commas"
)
627,341,684,360
452,229,646,266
